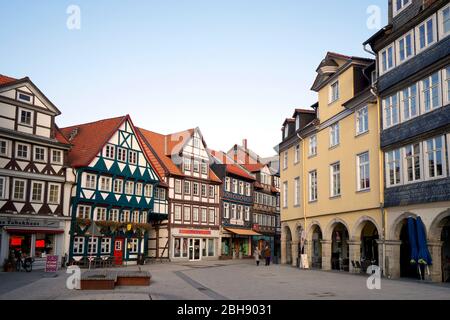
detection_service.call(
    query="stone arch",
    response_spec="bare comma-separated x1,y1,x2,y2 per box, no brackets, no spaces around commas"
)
351,216,381,241
428,209,450,241
307,220,323,241
389,212,418,240
293,221,304,243
281,223,293,241
325,218,351,241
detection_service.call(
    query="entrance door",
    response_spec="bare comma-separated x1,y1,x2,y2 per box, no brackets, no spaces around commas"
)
189,238,201,261
114,238,124,265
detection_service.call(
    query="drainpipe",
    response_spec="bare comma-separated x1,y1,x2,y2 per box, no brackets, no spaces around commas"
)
296,132,307,257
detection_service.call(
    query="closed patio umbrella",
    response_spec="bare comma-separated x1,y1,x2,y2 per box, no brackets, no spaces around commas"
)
416,217,432,279
407,217,419,265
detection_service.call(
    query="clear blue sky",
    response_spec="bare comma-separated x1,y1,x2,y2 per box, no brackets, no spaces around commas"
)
0,0,387,156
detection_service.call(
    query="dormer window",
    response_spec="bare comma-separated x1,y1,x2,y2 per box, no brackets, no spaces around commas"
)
17,92,32,104
284,125,289,139
19,108,33,126
295,115,300,131
329,81,339,104
393,0,411,17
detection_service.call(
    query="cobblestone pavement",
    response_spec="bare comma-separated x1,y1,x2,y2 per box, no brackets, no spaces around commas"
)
0,260,449,300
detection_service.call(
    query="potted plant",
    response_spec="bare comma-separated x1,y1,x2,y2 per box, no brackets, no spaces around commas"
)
2,259,14,272
76,218,92,228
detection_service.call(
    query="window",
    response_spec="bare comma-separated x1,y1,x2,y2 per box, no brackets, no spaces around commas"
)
401,84,418,121
245,207,250,221
122,210,130,222
404,143,422,183
309,135,317,156
16,143,29,160
356,106,369,135
193,207,199,222
330,162,341,197
209,185,214,197
33,146,46,162
184,158,191,172
201,184,207,197
396,31,414,64
95,207,107,221
232,179,238,193
132,211,139,223
117,147,127,162
330,123,340,147
174,205,182,220
357,152,370,191
445,66,450,105
18,93,32,103
128,151,137,165
105,144,115,159
294,144,300,164
141,212,148,223
84,174,96,189
209,209,215,224
383,94,399,128
393,0,411,16
110,209,119,222
99,176,111,192
201,162,208,174
201,208,207,222
180,181,190,195
208,239,214,257
329,81,339,103
284,125,289,139
73,237,85,254
294,177,300,206
158,188,166,200
135,183,143,196
125,181,134,195
144,184,153,197
421,72,441,112
77,205,91,219
31,181,44,203
114,179,123,194
439,4,450,38
51,149,63,164
231,204,236,220
174,179,182,194
193,182,199,196
0,139,8,156
0,177,6,199
19,108,32,126
223,203,230,219
48,183,60,204
237,206,242,220
282,182,288,208
283,151,288,170
88,237,98,255
425,136,446,179
239,181,244,195
380,45,394,74
193,160,200,173
245,183,251,196
101,238,111,254
386,150,402,187
225,177,230,192
416,16,436,53
13,179,26,201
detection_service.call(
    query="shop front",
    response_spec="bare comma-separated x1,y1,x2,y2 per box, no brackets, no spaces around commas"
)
221,228,261,259
171,228,219,261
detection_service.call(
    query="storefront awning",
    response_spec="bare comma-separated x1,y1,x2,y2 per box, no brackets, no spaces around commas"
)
4,227,64,234
224,228,262,236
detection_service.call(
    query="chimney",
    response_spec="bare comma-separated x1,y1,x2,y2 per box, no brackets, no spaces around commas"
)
242,139,248,150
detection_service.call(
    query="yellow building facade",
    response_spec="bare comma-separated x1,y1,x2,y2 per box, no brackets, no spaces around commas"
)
279,53,384,273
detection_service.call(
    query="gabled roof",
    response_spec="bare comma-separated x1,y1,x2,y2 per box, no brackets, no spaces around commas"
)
210,150,255,181
292,108,316,118
282,118,295,127
242,163,265,173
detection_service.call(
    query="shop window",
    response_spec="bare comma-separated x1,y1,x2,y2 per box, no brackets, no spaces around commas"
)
129,239,139,254
35,233,55,258
73,237,85,254
174,238,181,257
208,239,214,257
202,239,207,257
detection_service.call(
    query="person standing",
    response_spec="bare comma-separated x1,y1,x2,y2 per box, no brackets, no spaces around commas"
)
264,245,271,266
254,247,261,266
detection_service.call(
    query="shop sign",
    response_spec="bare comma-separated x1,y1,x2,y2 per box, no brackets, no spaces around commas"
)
45,255,59,272
0,217,59,228
179,229,211,235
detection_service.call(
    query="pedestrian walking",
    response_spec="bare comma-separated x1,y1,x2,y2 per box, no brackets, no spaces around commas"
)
264,245,271,266
254,247,261,266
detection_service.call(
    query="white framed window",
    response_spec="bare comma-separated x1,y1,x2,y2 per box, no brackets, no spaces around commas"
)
245,182,251,196
182,181,190,195
393,0,412,17
357,152,370,191
404,142,422,183
110,209,119,222
33,146,47,163
330,123,340,147
284,125,289,139
0,176,6,199
283,151,288,170
77,205,91,219
238,181,244,195
48,183,60,204
16,143,30,160
114,179,123,194
128,150,137,165
141,212,147,223
51,149,63,165
329,80,339,103
439,4,450,39
231,204,237,220
309,135,317,156
330,162,341,197
237,205,242,220
444,66,450,105
380,44,395,74
17,93,32,104
201,208,207,223
85,173,96,189
174,205,182,220
73,237,85,254
383,94,399,128
193,182,199,196
223,203,229,219
117,147,127,162
0,139,9,157
396,30,414,64
12,179,26,201
104,144,115,159
193,207,199,222
18,108,33,126
94,207,107,221
125,181,134,195
121,210,130,222
416,15,437,53
209,209,215,224
144,184,153,197
385,149,402,187
101,238,111,254
294,177,300,206
201,162,208,175
401,84,418,122
132,211,139,223
174,179,182,194
421,71,441,113
294,144,300,164
282,182,288,208
88,237,98,255
31,181,44,203
356,106,369,135
232,179,238,193
209,185,214,198
135,183,143,196
225,177,230,192
201,184,207,197
129,239,139,254
184,158,191,172
295,115,300,131
99,176,111,192
193,160,200,173
424,136,446,180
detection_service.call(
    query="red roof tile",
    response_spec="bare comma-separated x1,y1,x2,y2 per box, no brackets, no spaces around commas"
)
210,149,255,181
0,74,17,86
242,163,264,172
54,125,71,145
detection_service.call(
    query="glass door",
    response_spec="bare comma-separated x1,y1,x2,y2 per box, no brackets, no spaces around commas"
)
189,238,201,261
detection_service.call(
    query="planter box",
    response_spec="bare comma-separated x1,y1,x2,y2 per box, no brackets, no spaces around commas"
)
80,271,116,290
116,271,151,286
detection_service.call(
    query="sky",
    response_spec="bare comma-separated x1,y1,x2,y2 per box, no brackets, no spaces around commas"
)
0,0,388,157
